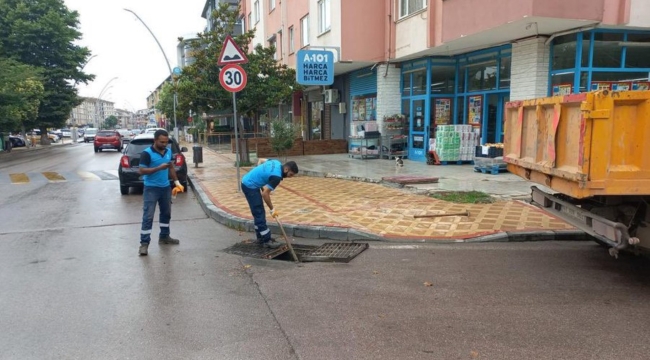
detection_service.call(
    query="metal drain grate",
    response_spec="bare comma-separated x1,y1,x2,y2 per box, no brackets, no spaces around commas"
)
301,243,369,263
222,242,368,263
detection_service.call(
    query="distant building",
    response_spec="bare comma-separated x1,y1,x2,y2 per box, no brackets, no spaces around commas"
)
68,97,115,128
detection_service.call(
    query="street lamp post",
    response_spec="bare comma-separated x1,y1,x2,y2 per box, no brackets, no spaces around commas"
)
124,8,178,140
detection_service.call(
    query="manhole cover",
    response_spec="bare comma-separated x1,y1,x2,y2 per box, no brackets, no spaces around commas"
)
300,243,369,263
222,242,368,263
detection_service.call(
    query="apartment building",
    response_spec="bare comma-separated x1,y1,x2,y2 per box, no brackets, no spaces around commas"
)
239,0,650,162
68,97,116,128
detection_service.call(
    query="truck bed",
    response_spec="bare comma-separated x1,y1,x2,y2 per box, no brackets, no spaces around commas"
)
503,90,650,199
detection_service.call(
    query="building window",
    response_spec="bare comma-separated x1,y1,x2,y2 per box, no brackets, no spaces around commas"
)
278,31,283,59
301,15,310,47
288,26,295,54
254,0,260,23
269,0,275,11
269,37,277,60
248,13,252,29
318,0,330,34
400,0,426,18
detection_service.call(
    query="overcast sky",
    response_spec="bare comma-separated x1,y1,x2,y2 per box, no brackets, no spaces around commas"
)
64,0,206,112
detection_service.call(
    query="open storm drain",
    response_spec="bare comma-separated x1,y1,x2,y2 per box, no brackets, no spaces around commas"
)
222,242,369,263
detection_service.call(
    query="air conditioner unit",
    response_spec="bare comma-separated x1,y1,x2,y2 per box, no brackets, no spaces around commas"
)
324,89,339,104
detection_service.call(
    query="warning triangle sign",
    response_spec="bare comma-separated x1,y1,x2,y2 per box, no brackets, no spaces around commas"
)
217,35,248,66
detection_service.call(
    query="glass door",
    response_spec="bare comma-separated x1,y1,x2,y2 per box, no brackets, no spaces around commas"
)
408,98,427,161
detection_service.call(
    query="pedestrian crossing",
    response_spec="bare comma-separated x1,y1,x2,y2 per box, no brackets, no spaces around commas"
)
0,170,120,184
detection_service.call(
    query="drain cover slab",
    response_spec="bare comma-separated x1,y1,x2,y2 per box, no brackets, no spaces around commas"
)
222,242,288,259
301,243,369,263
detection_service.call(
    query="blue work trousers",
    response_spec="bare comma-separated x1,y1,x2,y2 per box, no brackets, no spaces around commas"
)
140,186,172,244
241,184,272,242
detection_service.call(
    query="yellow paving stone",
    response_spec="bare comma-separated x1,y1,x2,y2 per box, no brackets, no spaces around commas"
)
185,145,574,240
10,173,29,184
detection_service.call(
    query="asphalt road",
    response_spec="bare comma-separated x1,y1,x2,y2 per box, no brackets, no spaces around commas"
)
1,143,650,360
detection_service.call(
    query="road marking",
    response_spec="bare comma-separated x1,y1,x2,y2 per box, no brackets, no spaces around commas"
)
42,172,66,182
77,171,101,181
9,173,30,184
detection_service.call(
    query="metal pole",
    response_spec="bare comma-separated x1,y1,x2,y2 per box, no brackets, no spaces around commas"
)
124,9,177,140
234,92,241,193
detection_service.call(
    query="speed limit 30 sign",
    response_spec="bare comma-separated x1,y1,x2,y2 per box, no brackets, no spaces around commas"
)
219,64,247,93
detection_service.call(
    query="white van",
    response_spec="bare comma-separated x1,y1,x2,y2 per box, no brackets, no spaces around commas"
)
83,128,98,143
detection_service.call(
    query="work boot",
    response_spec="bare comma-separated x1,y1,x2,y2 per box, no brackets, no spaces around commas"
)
139,244,149,256
159,235,180,245
262,239,283,249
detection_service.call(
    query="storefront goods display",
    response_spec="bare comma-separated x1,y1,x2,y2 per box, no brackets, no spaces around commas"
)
434,125,479,162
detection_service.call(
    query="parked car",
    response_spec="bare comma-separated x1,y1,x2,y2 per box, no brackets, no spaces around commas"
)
117,129,133,143
9,135,27,147
94,130,123,152
83,128,98,142
118,134,188,195
27,130,59,143
60,129,72,137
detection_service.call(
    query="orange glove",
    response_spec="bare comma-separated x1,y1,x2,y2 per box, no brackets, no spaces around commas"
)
172,187,182,197
270,208,279,218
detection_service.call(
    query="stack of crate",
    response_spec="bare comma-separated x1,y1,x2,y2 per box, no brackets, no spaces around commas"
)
434,125,480,162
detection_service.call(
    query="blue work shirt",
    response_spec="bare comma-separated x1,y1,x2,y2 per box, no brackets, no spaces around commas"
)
242,159,283,190
139,145,172,188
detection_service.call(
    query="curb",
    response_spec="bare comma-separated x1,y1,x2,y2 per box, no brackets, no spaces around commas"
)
187,172,590,244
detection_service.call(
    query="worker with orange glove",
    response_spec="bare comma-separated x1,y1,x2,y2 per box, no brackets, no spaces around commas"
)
241,159,299,248
137,129,183,256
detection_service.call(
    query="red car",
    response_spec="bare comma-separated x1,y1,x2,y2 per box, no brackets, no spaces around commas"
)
94,130,123,152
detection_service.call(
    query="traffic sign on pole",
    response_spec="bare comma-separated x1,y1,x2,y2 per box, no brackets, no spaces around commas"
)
217,35,249,66
219,64,247,93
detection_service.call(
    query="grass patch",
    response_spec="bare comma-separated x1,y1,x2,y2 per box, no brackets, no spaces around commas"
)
430,191,493,204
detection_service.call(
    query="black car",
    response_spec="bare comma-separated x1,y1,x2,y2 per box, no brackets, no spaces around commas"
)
118,134,189,195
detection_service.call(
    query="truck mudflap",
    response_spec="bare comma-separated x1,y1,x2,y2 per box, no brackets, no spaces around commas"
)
530,186,641,258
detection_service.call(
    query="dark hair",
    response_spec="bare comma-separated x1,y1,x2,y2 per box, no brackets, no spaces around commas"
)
154,129,169,139
284,161,299,174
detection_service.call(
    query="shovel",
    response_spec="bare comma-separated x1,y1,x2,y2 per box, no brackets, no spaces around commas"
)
274,216,300,263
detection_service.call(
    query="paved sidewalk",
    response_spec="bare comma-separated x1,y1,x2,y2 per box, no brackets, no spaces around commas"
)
184,144,579,242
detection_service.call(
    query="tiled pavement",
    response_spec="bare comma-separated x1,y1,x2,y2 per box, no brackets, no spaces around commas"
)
185,144,577,242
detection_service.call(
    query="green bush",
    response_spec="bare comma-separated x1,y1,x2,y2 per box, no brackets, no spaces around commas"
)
269,117,298,159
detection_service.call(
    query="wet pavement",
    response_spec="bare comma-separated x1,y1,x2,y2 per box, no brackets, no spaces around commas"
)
3,144,650,359
188,144,576,242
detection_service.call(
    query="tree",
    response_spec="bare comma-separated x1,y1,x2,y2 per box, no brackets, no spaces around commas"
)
269,117,298,160
0,57,44,132
174,3,300,128
0,0,94,144
103,115,118,129
156,82,186,128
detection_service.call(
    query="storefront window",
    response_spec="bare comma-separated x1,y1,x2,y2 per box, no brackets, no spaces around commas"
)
430,65,456,94
592,33,623,68
551,72,574,95
590,72,649,91
467,60,498,92
351,95,377,121
458,67,466,93
431,97,453,125
402,73,411,96
499,57,511,89
552,34,577,70
412,69,427,96
457,97,465,124
625,34,650,68
581,32,591,67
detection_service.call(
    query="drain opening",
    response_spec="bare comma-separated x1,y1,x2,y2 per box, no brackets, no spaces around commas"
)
222,242,368,263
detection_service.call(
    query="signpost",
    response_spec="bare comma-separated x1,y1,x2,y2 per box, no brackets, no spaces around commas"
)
296,49,334,86
217,36,248,192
